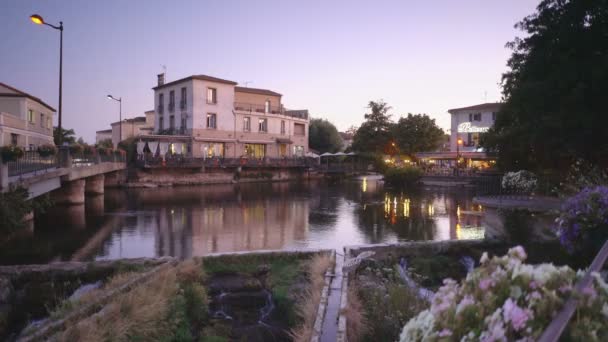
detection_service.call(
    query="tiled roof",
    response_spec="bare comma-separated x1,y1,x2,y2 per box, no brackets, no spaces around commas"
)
447,102,502,114
0,82,56,112
235,86,282,97
153,74,238,90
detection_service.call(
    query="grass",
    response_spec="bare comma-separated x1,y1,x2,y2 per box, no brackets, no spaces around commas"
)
290,253,333,342
343,285,367,342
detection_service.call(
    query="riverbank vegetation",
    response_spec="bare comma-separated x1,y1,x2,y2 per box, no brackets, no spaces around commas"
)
382,166,423,188
14,252,332,341
0,187,52,236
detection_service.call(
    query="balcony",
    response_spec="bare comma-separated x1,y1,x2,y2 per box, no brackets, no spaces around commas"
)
157,127,192,136
157,104,164,114
234,102,283,115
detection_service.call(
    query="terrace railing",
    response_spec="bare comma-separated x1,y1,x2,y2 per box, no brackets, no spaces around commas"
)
6,151,59,177
135,156,319,169
234,102,283,115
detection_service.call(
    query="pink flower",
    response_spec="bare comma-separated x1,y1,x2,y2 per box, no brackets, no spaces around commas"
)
529,281,538,289
438,329,453,337
508,246,527,261
503,299,532,331
480,278,494,290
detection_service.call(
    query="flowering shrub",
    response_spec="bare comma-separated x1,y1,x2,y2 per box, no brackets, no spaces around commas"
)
0,145,24,162
501,170,538,193
554,186,608,253
37,144,57,157
399,246,608,341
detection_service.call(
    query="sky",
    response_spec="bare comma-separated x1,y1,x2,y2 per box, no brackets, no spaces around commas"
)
0,0,539,143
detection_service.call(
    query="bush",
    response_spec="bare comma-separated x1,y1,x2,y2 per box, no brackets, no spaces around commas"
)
0,187,32,233
1,145,24,162
554,186,608,255
383,166,423,188
83,145,96,155
37,144,57,157
68,144,83,155
399,246,608,341
501,170,538,194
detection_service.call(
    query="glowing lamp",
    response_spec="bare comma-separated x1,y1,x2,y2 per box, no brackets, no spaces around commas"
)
457,138,463,145
30,14,44,25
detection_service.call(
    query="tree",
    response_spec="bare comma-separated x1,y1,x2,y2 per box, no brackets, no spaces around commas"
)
392,114,445,156
351,100,394,153
96,138,113,149
53,127,76,145
308,118,343,153
481,0,608,172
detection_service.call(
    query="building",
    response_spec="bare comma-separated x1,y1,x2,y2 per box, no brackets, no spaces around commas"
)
0,82,55,148
146,73,309,158
448,102,501,152
95,129,112,144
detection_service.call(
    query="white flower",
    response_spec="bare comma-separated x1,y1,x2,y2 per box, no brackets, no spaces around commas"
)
399,309,436,342
480,252,490,264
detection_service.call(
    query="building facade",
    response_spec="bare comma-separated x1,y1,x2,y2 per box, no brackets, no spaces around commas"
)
95,129,112,144
149,74,309,158
448,102,501,152
0,82,55,148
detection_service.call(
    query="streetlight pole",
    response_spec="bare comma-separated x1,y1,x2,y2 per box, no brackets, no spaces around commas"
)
456,136,463,177
107,95,122,147
30,14,63,145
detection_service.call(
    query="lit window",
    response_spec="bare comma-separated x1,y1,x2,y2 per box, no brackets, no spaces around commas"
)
258,118,267,132
265,100,270,113
243,117,251,131
207,88,217,104
244,143,265,158
207,113,217,129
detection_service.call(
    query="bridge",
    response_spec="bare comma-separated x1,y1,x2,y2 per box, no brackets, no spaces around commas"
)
0,148,126,204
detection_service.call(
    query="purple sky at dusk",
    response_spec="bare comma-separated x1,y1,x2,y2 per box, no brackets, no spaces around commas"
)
1,0,538,143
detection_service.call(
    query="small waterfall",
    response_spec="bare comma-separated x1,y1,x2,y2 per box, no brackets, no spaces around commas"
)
258,290,275,323
397,258,434,301
211,292,233,320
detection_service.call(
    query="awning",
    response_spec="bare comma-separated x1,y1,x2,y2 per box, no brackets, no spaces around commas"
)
276,138,293,144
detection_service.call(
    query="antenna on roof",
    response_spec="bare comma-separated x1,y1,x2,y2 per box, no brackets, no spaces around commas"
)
243,81,253,87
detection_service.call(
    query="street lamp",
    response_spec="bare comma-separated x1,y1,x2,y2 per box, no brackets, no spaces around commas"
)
30,14,63,145
107,95,122,147
456,137,463,176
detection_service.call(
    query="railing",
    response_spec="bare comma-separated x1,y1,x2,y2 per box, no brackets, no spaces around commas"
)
135,156,318,168
6,151,58,177
234,102,283,115
156,127,191,135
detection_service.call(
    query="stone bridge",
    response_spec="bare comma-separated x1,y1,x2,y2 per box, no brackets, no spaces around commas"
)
0,149,126,204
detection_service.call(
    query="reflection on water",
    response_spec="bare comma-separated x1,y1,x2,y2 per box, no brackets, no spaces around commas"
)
0,178,485,264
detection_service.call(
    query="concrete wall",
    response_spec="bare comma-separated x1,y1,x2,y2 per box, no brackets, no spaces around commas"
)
132,167,309,186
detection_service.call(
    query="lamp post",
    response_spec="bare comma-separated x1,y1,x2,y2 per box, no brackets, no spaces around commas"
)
107,95,122,147
30,14,63,145
456,137,463,176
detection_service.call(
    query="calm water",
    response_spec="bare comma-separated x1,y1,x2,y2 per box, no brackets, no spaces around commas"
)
0,177,485,265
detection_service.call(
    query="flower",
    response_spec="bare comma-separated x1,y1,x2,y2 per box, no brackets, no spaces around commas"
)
501,171,538,193
502,298,532,331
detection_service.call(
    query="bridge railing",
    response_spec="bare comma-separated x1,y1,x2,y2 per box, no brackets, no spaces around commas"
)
7,151,59,177
135,156,319,168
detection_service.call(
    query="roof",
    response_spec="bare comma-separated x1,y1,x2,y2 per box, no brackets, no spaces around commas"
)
111,116,147,125
447,102,502,114
235,86,282,97
0,82,56,112
153,74,238,90
96,129,112,134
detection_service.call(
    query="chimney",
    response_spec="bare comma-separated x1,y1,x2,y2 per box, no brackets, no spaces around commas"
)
157,73,165,86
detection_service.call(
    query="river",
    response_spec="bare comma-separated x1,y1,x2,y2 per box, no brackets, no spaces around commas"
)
0,177,485,265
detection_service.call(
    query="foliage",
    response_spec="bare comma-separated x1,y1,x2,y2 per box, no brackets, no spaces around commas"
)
118,137,137,163
558,159,608,196
308,118,343,153
481,0,608,172
0,145,24,162
554,186,608,254
97,138,113,149
53,127,76,145
399,246,608,341
82,145,96,155
0,187,32,233
499,209,532,243
36,144,57,157
68,144,83,155
392,114,445,156
351,100,394,153
383,166,423,188
501,170,538,194
96,147,111,156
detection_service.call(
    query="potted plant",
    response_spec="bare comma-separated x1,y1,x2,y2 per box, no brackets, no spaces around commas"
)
37,144,57,157
1,145,24,162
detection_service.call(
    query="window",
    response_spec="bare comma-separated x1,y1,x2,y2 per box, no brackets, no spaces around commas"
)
169,90,175,112
294,123,305,136
258,118,268,132
159,117,164,130
244,143,265,158
207,88,217,104
265,100,270,113
28,109,35,123
180,87,187,109
473,113,481,121
243,117,251,131
47,117,52,129
280,120,286,135
180,115,187,131
158,93,164,113
467,133,472,146
279,144,287,157
207,113,217,129
492,112,497,121
201,143,224,158
468,113,472,122
10,133,18,145
169,115,175,130
40,113,45,127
